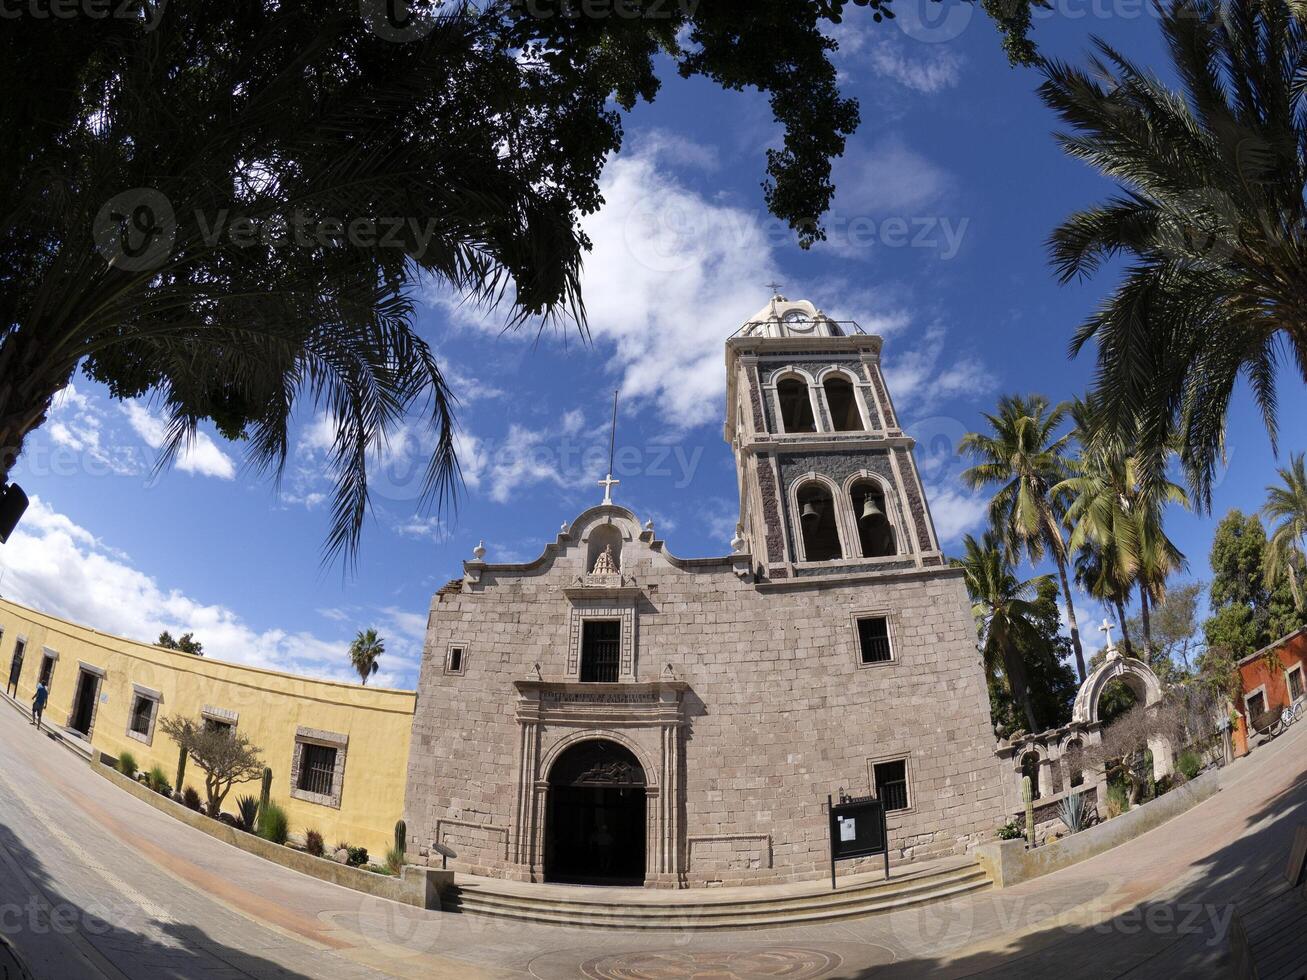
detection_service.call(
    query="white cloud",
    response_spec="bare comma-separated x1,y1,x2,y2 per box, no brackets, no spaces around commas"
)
41,384,142,477
925,485,989,544
0,497,417,688
865,39,963,94
883,323,996,414
831,134,953,216
121,402,237,480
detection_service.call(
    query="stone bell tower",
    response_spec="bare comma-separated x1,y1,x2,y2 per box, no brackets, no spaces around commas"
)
724,295,944,580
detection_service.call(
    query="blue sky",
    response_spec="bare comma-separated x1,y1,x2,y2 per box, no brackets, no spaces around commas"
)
3,6,1303,688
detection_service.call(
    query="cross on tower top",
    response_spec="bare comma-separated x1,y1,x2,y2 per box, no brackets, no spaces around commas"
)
765,280,784,298
598,473,620,505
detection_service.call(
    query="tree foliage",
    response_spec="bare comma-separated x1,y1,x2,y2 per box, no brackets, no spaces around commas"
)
349,628,384,685
159,715,265,817
1,0,883,563
157,631,204,656
1263,452,1307,612
1203,509,1304,656
988,578,1079,735
1040,0,1307,509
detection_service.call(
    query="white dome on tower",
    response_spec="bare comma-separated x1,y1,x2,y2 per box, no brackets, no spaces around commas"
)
736,296,846,339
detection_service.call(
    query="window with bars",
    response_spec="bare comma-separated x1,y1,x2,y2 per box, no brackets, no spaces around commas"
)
129,695,155,736
1289,666,1305,702
297,744,338,797
204,717,233,735
872,759,910,812
856,616,893,665
39,655,55,687
580,620,621,682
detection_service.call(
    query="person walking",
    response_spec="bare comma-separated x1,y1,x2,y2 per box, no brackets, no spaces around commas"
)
31,680,48,730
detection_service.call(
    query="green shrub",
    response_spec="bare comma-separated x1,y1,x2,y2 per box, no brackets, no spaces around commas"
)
346,845,368,867
257,801,289,845
147,765,171,797
1106,781,1130,817
182,786,202,811
1177,750,1202,781
236,795,260,832
117,751,138,779
305,829,325,857
995,820,1023,840
385,846,404,874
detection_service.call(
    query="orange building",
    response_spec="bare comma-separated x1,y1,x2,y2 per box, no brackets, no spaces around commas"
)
1239,628,1307,725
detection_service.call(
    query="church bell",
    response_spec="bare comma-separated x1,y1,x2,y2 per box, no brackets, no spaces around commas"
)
860,496,885,523
801,501,820,520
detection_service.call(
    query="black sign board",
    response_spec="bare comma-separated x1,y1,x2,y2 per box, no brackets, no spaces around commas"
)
827,793,890,888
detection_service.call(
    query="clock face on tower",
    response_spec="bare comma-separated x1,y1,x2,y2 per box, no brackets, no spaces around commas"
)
782,310,813,334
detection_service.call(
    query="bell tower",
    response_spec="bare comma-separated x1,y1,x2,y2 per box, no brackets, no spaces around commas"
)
723,295,944,580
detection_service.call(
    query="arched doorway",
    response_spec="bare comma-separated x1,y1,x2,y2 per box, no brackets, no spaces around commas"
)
545,739,647,885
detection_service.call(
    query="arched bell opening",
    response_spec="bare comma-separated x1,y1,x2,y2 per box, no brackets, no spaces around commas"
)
777,378,816,433
797,482,842,561
851,481,896,558
823,376,863,431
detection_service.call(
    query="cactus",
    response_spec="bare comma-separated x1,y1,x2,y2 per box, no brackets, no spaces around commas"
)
394,819,407,857
1022,775,1035,846
259,767,272,816
175,745,187,793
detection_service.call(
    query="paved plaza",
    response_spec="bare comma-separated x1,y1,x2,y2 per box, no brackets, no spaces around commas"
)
0,695,1304,978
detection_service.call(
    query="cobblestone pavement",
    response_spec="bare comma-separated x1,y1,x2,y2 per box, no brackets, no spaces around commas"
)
1,692,1304,978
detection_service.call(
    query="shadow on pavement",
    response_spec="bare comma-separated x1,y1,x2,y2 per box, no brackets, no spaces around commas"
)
0,817,314,979
867,768,1307,978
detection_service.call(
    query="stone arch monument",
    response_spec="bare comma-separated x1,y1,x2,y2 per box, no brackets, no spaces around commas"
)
1072,647,1173,781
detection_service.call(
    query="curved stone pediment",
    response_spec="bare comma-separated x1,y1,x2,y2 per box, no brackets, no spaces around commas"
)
1071,651,1165,725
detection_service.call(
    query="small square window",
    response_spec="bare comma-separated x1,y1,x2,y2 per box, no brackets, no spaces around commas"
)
297,744,338,796
872,759,910,812
856,616,893,665
204,718,233,735
445,643,467,675
580,620,621,682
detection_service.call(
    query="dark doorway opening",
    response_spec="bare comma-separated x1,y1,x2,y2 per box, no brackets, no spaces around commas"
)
545,740,646,886
69,669,100,736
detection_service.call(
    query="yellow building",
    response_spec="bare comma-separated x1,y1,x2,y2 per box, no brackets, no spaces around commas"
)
0,598,414,857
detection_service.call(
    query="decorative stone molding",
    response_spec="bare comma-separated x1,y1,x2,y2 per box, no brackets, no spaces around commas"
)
126,683,163,745
201,704,238,727
289,726,349,809
511,680,689,886
564,597,638,681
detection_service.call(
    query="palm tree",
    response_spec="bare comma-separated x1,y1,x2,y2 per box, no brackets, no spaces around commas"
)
1057,440,1188,654
961,394,1087,680
1040,0,1307,509
955,531,1048,733
1264,452,1307,612
1074,544,1135,654
349,629,384,686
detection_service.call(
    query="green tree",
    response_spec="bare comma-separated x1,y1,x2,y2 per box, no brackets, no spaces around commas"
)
1,1,891,561
955,531,1047,733
157,631,204,657
1128,581,1204,674
1040,0,1307,508
349,629,385,686
988,578,1080,735
1263,452,1307,613
159,714,265,817
1074,543,1135,653
1203,510,1304,656
960,394,1087,680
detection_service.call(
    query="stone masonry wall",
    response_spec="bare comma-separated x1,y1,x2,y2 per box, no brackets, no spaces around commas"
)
404,510,1007,887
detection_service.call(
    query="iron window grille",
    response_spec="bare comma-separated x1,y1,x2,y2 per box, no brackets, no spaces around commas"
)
297,744,337,797
873,759,910,812
580,620,621,683
129,695,154,735
857,616,893,665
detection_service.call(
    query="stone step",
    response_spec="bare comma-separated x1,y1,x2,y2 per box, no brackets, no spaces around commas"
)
448,863,992,930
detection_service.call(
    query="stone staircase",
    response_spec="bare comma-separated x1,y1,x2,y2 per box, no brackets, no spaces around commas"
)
446,856,992,930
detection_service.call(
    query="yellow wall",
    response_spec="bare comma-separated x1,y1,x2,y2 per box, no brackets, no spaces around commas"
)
0,598,414,857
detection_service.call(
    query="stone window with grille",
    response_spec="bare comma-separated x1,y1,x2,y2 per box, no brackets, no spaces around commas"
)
580,620,621,682
1287,664,1304,703
871,758,911,813
853,614,894,666
289,727,349,808
126,684,162,745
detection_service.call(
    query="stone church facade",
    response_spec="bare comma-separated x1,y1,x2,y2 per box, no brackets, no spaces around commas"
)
405,297,1005,888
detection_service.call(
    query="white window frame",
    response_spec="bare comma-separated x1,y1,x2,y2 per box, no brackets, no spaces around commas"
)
851,612,897,668
445,641,468,675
